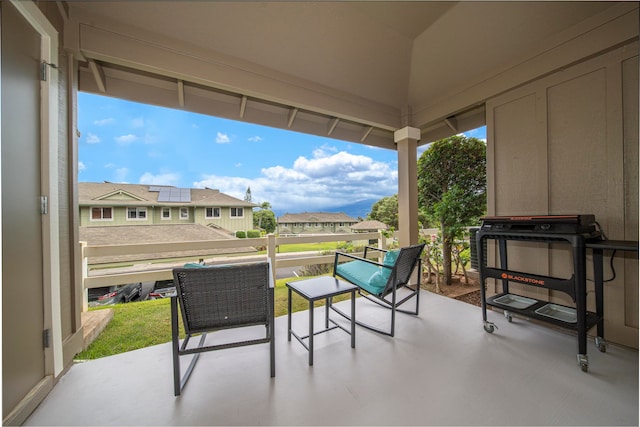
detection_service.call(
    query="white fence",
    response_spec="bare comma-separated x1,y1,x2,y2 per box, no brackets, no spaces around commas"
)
81,232,389,311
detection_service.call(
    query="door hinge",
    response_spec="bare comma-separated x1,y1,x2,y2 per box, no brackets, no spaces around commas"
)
40,196,48,215
43,329,51,348
40,61,58,81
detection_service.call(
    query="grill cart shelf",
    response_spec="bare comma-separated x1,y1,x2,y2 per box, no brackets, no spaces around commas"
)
476,215,603,372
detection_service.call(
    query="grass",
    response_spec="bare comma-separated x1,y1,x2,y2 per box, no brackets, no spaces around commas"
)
77,275,352,360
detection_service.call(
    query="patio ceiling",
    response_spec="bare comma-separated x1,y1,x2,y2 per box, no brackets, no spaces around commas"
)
67,1,621,147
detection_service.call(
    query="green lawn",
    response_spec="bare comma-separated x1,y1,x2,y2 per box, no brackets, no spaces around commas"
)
77,275,352,360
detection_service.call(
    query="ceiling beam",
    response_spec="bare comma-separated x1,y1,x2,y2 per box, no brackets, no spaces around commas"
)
87,59,106,93
444,117,458,133
327,117,340,136
177,80,185,107
287,108,298,128
360,126,373,143
240,95,248,118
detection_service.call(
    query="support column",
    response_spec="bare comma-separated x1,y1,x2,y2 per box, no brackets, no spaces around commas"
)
394,126,420,247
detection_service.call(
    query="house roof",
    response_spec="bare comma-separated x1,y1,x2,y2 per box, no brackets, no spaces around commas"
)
78,182,258,208
278,212,358,223
350,220,388,231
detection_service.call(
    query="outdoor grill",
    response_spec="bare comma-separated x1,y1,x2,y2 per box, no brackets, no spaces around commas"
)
476,214,602,371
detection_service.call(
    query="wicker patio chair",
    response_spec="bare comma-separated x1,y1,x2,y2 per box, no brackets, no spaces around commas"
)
332,243,425,337
171,261,275,396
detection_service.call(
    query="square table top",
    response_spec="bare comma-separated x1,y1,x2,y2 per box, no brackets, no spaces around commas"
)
286,276,358,301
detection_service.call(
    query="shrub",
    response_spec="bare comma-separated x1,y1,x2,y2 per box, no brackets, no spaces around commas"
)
247,230,261,238
235,231,246,238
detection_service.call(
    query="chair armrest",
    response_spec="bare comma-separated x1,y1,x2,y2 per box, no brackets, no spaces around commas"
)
334,251,388,269
363,245,388,258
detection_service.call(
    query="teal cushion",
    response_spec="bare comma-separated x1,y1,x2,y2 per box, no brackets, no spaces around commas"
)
383,250,400,267
367,269,389,291
336,259,390,295
183,262,208,268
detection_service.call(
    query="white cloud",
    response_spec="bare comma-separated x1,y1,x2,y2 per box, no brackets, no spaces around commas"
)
194,150,397,213
93,118,114,126
139,172,181,186
216,132,231,144
85,133,101,144
115,134,138,144
248,136,263,142
78,161,86,172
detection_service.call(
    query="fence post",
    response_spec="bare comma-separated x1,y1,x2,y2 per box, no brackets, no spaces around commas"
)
80,241,89,312
378,231,387,250
267,233,277,282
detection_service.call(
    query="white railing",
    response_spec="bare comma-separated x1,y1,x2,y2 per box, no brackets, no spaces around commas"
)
81,232,388,311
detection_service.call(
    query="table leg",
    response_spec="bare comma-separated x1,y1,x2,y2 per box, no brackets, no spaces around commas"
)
325,297,330,329
309,299,314,366
351,290,356,348
287,287,292,342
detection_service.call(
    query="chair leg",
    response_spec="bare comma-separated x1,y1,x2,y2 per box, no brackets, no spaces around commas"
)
171,297,181,396
330,286,421,337
269,319,275,378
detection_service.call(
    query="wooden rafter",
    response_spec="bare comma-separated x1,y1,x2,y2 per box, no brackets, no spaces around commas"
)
88,59,106,93
177,80,185,107
287,107,298,128
240,96,248,118
327,117,339,135
360,126,373,143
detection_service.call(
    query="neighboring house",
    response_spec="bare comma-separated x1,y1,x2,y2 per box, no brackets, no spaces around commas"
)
79,182,257,233
350,220,389,233
277,212,358,234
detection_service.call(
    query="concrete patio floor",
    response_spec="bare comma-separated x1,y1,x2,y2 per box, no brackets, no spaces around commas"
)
25,291,638,426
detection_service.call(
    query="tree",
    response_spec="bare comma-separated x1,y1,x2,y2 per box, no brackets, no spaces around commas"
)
367,194,398,229
253,201,276,234
417,135,486,285
244,186,252,202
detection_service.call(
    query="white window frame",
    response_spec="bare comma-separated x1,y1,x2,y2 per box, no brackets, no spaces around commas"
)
90,206,113,222
126,207,148,221
161,207,172,220
230,207,244,218
179,207,189,220
205,207,221,219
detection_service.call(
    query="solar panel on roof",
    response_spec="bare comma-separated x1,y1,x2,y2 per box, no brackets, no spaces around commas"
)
148,186,164,192
157,187,191,202
157,188,172,202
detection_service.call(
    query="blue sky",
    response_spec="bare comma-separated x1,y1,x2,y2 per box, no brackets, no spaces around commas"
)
78,92,486,213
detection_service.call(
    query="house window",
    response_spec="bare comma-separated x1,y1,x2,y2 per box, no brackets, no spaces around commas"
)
127,207,147,220
205,207,221,219
180,207,189,220
91,207,113,221
161,207,171,220
230,207,244,218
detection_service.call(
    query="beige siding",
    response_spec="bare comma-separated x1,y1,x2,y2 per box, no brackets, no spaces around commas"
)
486,42,639,348
81,206,255,232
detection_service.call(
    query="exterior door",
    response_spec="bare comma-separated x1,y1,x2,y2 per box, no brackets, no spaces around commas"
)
1,1,46,417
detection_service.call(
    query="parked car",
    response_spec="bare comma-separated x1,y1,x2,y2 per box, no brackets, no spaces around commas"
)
148,280,176,299
88,283,143,307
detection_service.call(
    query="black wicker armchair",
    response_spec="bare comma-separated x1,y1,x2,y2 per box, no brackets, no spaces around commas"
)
171,261,275,396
